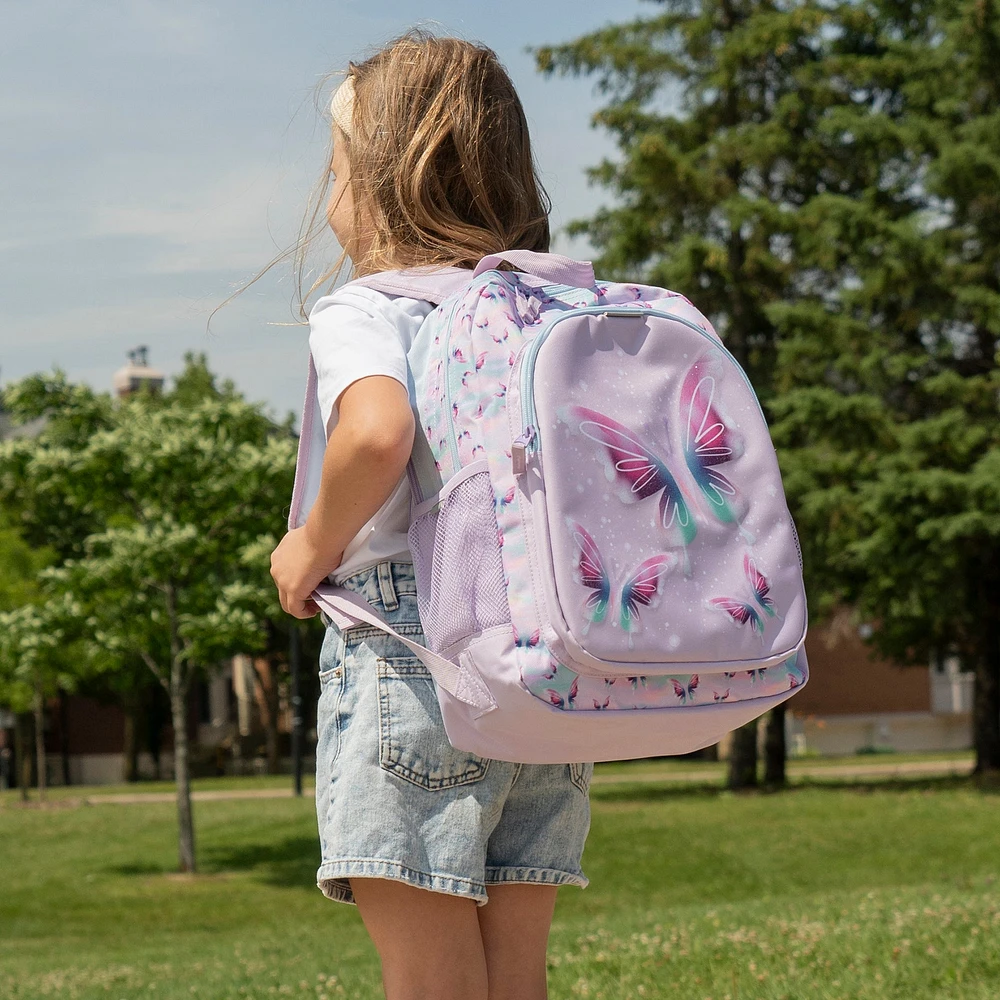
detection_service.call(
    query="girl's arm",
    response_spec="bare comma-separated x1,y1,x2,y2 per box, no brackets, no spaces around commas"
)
270,375,414,618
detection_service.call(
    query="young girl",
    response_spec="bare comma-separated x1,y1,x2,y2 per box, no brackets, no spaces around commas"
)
269,32,591,1000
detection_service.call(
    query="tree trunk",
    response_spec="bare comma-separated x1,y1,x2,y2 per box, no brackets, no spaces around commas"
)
33,680,47,802
58,691,71,786
170,672,196,872
972,613,1000,776
764,706,787,787
15,712,31,801
122,690,139,783
727,720,759,789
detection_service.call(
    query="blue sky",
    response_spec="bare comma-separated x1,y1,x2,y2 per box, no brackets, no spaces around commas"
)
0,0,648,422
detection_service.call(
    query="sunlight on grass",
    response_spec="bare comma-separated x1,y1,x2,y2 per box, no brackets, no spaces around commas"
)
1,777,997,999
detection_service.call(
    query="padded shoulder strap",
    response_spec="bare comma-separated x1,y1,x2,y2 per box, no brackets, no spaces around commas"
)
349,266,473,304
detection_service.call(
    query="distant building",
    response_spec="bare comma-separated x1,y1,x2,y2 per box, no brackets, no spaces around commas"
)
786,616,972,756
112,346,164,398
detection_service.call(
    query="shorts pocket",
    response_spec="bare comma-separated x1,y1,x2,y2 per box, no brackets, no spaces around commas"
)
569,762,594,795
316,661,346,769
377,656,491,790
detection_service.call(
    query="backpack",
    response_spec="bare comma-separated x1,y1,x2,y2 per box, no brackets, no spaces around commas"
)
289,250,808,763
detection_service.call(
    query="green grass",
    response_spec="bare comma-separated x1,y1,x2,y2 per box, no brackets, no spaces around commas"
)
2,776,998,999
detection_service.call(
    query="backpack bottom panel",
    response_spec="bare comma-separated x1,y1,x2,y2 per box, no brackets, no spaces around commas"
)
440,627,808,764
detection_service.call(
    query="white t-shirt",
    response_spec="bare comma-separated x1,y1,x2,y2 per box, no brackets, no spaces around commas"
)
304,285,435,582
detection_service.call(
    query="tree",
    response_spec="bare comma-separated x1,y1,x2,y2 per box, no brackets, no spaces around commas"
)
536,0,842,786
767,0,1000,776
539,0,1000,780
0,528,80,800
0,362,296,868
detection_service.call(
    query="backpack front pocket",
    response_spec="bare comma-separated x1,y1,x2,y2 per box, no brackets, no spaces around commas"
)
512,307,807,676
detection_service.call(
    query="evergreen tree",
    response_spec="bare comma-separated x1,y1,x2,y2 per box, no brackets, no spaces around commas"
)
539,0,999,779
769,0,1000,775
537,0,839,786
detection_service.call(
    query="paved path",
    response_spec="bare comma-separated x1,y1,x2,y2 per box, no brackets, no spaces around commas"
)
590,757,973,786
71,757,973,804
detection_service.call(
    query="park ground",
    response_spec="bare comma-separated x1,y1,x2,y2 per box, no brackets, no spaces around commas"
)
1,752,998,1000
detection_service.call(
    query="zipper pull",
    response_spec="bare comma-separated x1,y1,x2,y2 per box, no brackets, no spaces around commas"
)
511,426,536,476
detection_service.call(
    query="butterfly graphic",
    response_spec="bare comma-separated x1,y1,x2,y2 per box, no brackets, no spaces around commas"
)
709,555,778,637
671,675,699,704
713,688,731,702
680,351,749,530
571,406,697,550
568,350,751,552
514,627,540,649
569,522,678,647
496,486,516,509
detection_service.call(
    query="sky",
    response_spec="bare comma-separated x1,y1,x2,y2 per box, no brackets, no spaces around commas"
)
0,0,649,424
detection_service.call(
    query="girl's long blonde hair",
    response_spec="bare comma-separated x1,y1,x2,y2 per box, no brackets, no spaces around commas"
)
273,30,551,316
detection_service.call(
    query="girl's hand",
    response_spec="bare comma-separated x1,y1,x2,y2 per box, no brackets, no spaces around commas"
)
270,526,342,619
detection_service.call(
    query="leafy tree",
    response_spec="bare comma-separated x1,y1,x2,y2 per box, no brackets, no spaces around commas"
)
0,528,79,800
0,362,296,868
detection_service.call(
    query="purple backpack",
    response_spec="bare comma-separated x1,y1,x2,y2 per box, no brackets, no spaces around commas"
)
290,250,808,763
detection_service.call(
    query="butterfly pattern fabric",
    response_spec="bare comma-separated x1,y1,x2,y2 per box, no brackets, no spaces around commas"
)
403,268,805,716
680,351,749,530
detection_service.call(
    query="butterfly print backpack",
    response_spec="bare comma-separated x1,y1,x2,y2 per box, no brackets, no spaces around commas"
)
290,249,808,763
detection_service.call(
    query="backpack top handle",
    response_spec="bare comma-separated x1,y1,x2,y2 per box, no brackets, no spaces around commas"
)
472,250,596,289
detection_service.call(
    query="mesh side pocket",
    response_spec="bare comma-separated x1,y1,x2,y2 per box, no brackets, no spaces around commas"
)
408,469,511,653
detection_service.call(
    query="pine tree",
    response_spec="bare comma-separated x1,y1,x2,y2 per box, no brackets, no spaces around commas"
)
769,0,1000,775
537,0,841,786
539,0,999,778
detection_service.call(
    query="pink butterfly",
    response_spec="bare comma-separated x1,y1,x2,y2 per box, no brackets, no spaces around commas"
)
568,522,678,648
671,675,699,703
680,351,750,535
496,486,516,509
514,627,540,649
571,407,696,551
709,555,778,637
593,696,611,710
713,688,731,702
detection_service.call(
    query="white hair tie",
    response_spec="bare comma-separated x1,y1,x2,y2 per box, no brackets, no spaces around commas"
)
330,76,355,138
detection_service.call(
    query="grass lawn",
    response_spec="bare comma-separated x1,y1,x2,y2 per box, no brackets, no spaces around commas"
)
1,773,998,999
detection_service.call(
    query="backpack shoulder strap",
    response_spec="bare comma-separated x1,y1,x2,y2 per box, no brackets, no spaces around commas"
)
348,266,473,304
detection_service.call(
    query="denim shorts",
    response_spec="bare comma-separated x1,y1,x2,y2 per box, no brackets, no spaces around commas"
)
314,560,592,906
